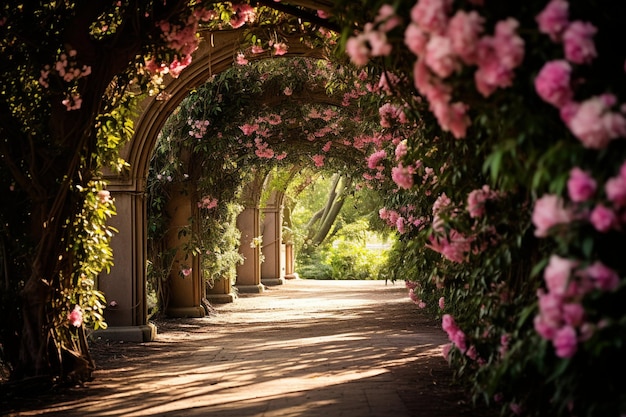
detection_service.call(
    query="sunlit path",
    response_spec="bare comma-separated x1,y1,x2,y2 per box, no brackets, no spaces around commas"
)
5,280,493,417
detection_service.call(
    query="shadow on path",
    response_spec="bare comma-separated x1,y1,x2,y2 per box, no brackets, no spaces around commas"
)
2,280,495,417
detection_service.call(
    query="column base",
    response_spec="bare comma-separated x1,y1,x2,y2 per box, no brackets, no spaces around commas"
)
285,273,300,280
92,323,157,343
205,292,237,304
261,277,285,286
235,284,265,294
165,305,206,318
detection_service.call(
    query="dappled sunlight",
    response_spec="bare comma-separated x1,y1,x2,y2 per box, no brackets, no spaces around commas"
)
9,281,484,417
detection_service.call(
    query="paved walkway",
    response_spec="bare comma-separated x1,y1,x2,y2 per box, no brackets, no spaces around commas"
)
4,280,493,417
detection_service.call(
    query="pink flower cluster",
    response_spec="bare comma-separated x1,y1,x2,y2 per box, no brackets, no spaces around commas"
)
466,185,500,218
198,195,218,209
229,3,255,29
534,0,626,149
39,50,92,111
442,314,467,352
534,255,619,358
188,119,210,138
379,103,407,127
367,149,387,170
379,206,425,234
68,305,83,327
404,0,524,138
346,5,400,66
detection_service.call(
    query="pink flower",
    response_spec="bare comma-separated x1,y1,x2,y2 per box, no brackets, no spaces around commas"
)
536,0,570,41
273,42,288,56
312,154,325,167
534,315,557,340
467,185,497,218
583,261,620,291
251,45,264,54
568,95,626,149
395,141,408,160
97,190,112,204
590,204,616,232
283,87,292,96
452,329,467,352
425,35,457,78
346,36,370,66
438,297,445,310
441,343,452,360
365,29,392,57
367,150,387,169
68,305,83,327
446,10,484,65
605,175,626,207
553,325,578,358
567,167,596,202
410,0,452,35
181,268,192,277
466,345,478,360
404,23,429,56
544,255,577,296
236,52,248,65
563,21,597,64
391,163,415,189
562,303,585,326
535,60,573,108
532,194,575,237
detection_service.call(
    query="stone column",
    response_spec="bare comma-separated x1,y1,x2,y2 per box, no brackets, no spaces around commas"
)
284,243,299,279
95,183,156,342
235,206,264,293
164,182,206,317
205,276,236,304
260,202,285,286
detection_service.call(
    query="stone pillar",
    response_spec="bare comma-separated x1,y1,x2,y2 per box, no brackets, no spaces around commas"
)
95,184,156,342
261,202,285,286
165,183,206,317
235,207,264,293
284,243,299,279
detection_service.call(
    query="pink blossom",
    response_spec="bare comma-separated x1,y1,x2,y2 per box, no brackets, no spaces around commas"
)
451,329,467,352
535,60,573,108
441,313,457,334
230,3,255,29
562,303,585,326
605,175,626,207
567,167,596,202
583,261,620,291
251,45,264,54
467,185,496,218
432,100,470,139
553,325,578,358
365,29,392,57
446,10,484,65
317,9,329,19
346,36,370,66
568,95,626,149
534,315,557,340
466,345,478,360
273,42,288,56
536,0,570,41
97,190,112,204
441,343,452,360
395,141,408,161
391,163,415,189
425,35,457,78
410,0,452,35
236,52,248,65
181,268,192,277
563,21,597,64
532,194,574,237
438,296,445,310
367,150,387,169
375,4,401,33
283,87,292,96
590,204,616,232
311,154,325,167
544,255,577,296
404,23,429,56
68,305,83,327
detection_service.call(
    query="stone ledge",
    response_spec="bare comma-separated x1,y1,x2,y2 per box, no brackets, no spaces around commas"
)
261,277,285,286
205,292,237,304
234,284,265,294
92,323,157,343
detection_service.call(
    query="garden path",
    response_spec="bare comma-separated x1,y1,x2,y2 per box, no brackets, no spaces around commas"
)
3,279,496,417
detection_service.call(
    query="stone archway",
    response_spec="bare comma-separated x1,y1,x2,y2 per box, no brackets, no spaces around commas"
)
99,30,326,340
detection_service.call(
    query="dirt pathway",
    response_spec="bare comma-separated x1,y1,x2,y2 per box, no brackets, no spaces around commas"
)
3,280,495,417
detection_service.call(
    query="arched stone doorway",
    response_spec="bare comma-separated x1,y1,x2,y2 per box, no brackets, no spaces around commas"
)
99,30,328,340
